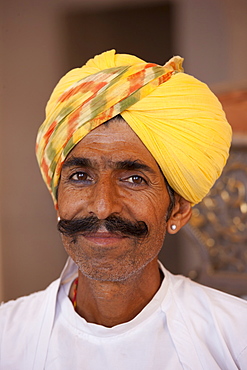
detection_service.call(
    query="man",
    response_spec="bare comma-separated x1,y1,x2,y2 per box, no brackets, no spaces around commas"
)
0,50,246,369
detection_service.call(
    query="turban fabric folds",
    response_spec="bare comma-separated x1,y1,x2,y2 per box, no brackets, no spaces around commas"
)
36,50,232,206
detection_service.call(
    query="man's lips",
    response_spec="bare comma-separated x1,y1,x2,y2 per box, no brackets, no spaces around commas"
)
82,231,127,246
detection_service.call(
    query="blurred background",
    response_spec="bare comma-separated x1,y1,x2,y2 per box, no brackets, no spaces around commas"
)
1,0,247,301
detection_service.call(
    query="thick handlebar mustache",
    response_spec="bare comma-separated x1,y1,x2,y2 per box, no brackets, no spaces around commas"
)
57,215,148,238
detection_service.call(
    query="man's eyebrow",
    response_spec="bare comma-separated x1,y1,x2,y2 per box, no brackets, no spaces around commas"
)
115,160,155,174
62,157,93,169
62,157,155,174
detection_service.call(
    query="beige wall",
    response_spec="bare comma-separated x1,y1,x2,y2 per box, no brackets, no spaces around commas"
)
1,1,67,301
1,0,247,301
0,13,3,300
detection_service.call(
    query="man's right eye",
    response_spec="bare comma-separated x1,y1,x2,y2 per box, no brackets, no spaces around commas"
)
70,172,92,182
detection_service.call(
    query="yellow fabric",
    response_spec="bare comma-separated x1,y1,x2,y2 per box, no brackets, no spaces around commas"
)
121,72,232,204
36,50,232,206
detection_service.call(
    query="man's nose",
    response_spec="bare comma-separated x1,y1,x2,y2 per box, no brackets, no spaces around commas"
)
86,178,123,220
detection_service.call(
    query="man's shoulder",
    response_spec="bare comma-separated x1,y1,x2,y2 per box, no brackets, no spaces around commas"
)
167,270,247,340
0,280,60,368
167,270,247,311
163,268,247,334
1,289,46,319
0,279,59,336
163,269,247,366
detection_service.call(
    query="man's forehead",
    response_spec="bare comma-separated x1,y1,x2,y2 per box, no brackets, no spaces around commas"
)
80,117,144,147
64,119,159,167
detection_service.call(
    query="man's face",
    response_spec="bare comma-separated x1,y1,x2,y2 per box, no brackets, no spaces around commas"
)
57,118,171,282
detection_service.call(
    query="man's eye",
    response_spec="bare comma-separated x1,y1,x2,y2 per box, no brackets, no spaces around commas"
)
70,172,92,182
126,175,146,184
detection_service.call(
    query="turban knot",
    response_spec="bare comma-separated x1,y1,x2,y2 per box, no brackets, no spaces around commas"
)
36,49,232,206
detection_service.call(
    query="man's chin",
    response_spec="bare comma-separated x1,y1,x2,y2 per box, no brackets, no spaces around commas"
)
74,254,155,284
78,265,134,283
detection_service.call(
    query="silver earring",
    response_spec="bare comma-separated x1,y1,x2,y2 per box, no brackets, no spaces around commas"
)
57,216,61,222
171,224,177,231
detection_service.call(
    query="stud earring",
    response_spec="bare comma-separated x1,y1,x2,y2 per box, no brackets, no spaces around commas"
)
171,224,177,231
57,216,61,222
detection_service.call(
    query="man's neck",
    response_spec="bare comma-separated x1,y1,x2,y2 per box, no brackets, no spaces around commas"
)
69,260,163,328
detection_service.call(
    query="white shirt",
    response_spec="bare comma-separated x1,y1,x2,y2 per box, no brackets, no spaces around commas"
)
0,258,247,369
45,267,182,370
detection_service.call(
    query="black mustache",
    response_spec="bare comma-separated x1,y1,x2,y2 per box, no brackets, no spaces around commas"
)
57,215,148,239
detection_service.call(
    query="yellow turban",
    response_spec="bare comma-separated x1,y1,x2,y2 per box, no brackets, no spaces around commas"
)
36,50,231,207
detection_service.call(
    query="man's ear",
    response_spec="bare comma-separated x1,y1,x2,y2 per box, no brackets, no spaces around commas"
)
167,195,192,234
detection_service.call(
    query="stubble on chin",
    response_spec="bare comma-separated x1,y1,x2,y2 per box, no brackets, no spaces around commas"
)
62,227,166,283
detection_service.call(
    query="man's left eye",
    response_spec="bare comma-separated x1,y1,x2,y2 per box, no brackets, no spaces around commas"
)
126,175,146,184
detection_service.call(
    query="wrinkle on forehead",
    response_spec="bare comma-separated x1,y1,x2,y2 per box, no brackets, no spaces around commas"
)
82,117,139,144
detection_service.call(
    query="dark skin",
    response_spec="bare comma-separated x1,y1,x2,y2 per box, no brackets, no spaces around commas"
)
57,118,192,327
